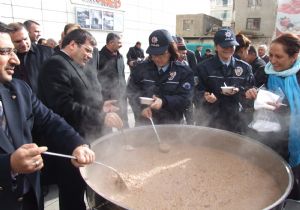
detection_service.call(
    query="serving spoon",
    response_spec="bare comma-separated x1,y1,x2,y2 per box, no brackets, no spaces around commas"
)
149,117,170,153
43,151,127,190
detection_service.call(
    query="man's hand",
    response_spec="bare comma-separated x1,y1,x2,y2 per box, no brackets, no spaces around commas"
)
204,92,217,103
103,100,119,113
150,95,162,110
141,107,152,119
71,145,95,167
129,61,135,67
10,144,48,174
104,112,123,129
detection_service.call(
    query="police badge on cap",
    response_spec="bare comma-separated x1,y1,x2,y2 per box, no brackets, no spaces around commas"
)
146,29,174,55
214,28,239,48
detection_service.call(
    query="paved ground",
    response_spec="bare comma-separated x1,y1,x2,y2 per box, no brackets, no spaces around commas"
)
44,185,59,210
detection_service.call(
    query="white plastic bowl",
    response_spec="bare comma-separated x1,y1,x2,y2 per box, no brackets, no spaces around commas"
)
221,86,235,94
139,97,154,105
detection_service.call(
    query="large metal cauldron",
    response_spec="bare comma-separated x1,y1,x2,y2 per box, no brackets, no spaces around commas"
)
80,125,293,210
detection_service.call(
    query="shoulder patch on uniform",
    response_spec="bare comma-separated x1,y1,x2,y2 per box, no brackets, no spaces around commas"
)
182,82,191,90
234,66,243,76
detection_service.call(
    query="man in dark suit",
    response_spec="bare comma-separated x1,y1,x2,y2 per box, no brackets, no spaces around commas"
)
194,45,202,63
246,45,266,87
8,22,54,94
39,29,123,210
0,22,95,210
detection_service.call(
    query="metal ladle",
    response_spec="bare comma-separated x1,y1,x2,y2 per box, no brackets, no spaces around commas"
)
149,117,170,153
43,151,127,190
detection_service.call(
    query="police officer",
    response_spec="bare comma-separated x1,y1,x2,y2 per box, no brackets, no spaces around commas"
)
127,29,194,125
195,28,255,133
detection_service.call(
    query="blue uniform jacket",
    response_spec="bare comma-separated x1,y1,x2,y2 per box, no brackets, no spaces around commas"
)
195,55,255,132
127,59,194,124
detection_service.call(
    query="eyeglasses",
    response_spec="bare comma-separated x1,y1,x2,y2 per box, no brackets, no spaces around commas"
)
77,44,93,55
0,48,17,56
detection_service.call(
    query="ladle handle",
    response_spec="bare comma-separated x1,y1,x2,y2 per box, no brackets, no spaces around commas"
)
43,151,76,159
149,117,161,144
43,151,120,174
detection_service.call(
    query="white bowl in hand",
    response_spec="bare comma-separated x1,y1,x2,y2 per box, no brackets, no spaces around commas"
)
221,86,236,94
139,97,154,105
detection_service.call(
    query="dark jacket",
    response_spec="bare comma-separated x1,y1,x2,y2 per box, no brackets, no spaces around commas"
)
127,60,194,125
186,50,197,74
38,51,105,140
14,43,54,94
0,79,84,210
261,54,270,64
250,57,266,87
98,46,128,124
126,46,145,67
195,50,202,63
195,55,255,133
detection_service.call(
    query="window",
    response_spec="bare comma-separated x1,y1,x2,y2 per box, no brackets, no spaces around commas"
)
246,18,261,30
216,0,232,6
248,0,262,7
183,19,194,31
211,10,232,21
222,10,228,19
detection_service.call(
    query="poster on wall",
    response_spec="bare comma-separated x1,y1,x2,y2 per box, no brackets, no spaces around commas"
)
75,7,123,32
276,0,300,37
76,8,91,29
91,10,103,29
103,11,114,30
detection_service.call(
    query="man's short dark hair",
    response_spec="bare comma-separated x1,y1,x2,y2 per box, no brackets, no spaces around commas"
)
61,29,97,49
38,38,46,45
106,32,120,44
248,45,258,56
23,20,40,31
0,22,13,33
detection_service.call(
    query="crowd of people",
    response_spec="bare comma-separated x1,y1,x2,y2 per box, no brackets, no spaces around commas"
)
0,18,300,210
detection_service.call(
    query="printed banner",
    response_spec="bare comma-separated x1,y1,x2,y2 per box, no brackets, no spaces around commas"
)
276,0,300,36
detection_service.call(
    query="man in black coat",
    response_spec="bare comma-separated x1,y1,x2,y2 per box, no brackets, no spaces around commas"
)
246,45,266,88
0,22,95,210
126,41,145,72
39,29,123,210
98,32,128,127
8,22,53,94
194,45,202,63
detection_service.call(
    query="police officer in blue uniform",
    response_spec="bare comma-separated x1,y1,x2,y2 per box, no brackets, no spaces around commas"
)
195,28,255,133
127,29,194,125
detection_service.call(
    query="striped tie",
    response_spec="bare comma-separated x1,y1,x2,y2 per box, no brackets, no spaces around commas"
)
0,101,10,138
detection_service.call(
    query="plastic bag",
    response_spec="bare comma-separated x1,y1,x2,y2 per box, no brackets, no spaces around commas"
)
249,88,284,132
248,109,281,132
